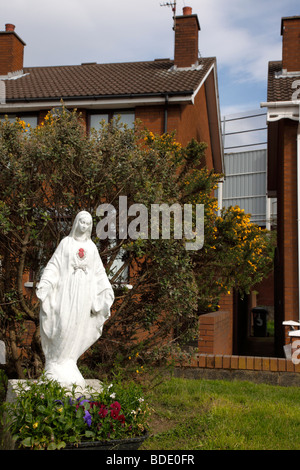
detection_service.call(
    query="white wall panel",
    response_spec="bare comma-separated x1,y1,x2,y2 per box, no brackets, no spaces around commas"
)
221,149,275,226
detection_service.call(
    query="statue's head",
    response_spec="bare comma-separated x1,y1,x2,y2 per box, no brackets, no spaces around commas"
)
69,211,93,241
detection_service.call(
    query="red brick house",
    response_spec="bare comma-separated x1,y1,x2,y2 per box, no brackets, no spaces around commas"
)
261,16,300,356
0,7,223,174
0,7,229,355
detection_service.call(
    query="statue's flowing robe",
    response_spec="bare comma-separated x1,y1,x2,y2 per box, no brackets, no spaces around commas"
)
37,236,114,387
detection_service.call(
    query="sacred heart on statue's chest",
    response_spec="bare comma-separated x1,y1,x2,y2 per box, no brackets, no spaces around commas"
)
76,248,86,261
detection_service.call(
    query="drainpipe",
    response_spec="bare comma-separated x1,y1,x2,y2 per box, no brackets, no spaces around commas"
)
0,80,5,104
266,196,271,231
217,178,224,217
164,94,169,134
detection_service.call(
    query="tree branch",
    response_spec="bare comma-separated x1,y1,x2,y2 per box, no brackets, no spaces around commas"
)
16,228,36,321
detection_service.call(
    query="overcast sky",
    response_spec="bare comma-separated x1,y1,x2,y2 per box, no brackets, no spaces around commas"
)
1,0,299,119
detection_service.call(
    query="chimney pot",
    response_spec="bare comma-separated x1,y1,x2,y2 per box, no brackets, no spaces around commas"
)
183,6,192,16
5,23,15,32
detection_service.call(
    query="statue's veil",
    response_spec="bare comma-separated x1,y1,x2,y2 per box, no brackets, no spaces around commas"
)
69,211,93,241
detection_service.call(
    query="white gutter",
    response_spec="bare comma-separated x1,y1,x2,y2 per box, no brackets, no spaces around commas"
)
196,62,224,174
191,62,215,104
260,100,299,122
261,100,300,106
0,94,194,114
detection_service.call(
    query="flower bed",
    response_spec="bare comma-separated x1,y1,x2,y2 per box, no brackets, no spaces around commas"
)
2,376,150,450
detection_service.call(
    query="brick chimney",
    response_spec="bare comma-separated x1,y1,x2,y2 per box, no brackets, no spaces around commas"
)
174,6,200,68
0,23,26,76
281,16,300,72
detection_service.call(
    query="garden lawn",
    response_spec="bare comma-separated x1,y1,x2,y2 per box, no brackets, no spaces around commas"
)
141,377,300,450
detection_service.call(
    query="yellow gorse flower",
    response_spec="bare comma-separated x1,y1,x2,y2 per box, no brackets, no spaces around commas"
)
18,119,26,129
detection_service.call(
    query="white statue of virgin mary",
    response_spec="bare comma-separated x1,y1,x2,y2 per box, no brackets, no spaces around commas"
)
36,211,114,389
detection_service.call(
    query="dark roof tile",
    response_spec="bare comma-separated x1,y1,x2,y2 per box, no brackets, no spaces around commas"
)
5,57,215,102
267,60,298,102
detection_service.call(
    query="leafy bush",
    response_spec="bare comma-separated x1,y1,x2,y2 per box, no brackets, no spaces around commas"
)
0,109,275,377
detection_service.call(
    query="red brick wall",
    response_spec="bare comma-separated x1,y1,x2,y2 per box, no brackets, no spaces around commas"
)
135,106,165,135
273,119,299,347
279,19,300,341
176,86,214,169
174,13,199,68
255,271,274,307
219,292,234,314
135,83,214,169
282,17,300,72
0,32,24,75
281,120,298,326
198,310,233,355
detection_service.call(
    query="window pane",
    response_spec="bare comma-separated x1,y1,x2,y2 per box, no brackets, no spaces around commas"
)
114,111,135,128
0,114,16,122
0,114,38,128
20,115,38,128
90,114,109,130
110,248,129,283
107,240,129,284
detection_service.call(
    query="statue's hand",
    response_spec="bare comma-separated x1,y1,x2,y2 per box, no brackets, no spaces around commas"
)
93,305,110,319
36,282,51,302
92,289,114,318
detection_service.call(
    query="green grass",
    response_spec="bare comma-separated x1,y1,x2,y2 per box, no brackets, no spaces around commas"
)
1,370,300,450
141,376,300,450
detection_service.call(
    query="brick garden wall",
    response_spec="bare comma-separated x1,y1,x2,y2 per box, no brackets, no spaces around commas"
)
199,310,233,355
173,352,300,386
191,352,300,373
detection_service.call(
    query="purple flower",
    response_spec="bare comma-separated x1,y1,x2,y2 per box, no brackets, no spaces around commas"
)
84,410,92,427
54,399,64,405
79,399,90,406
75,396,84,404
76,398,90,410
